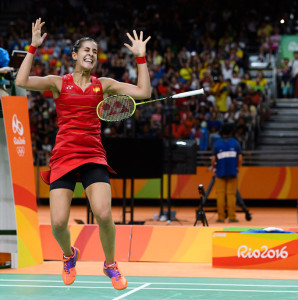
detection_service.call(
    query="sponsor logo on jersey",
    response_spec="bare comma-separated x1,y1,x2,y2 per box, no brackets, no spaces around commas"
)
217,150,237,160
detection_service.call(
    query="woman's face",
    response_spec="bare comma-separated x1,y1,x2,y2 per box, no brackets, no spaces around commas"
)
72,40,98,70
257,71,263,78
243,103,248,111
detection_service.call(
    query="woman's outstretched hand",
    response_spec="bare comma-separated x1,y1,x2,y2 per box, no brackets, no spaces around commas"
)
124,30,151,57
31,18,47,47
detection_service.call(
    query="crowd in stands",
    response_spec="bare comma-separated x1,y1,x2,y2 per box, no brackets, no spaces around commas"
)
0,0,297,165
278,51,298,98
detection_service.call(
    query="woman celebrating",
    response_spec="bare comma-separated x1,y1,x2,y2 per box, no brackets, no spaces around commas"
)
16,18,151,290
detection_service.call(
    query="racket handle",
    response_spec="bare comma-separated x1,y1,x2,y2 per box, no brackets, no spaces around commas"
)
172,88,204,99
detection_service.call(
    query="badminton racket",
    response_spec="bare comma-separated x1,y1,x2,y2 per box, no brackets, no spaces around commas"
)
96,88,204,122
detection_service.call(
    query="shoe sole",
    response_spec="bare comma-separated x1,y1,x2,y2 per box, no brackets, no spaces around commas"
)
103,269,128,290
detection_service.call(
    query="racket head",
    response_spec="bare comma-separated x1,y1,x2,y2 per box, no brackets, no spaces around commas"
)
96,94,136,122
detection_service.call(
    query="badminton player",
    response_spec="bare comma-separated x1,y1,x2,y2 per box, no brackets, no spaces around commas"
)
16,18,151,290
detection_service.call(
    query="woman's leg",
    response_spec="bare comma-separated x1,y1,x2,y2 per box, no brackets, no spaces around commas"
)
85,182,115,264
49,188,73,256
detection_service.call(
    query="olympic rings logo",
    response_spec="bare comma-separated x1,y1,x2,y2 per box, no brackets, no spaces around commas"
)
16,146,25,157
12,114,24,136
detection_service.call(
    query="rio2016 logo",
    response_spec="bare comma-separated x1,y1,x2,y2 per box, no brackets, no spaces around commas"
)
237,245,288,259
12,114,26,157
12,114,24,136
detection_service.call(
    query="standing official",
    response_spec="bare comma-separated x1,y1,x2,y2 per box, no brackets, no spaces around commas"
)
211,123,242,222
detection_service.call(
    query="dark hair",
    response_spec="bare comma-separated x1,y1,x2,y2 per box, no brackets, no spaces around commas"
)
72,37,97,53
220,122,235,136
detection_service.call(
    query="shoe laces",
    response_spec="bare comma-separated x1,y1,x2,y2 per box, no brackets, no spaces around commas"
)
63,255,76,274
106,264,122,281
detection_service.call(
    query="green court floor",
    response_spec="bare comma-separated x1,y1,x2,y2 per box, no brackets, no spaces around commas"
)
0,274,297,300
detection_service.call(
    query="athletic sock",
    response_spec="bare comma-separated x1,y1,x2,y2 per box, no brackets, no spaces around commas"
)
106,262,116,267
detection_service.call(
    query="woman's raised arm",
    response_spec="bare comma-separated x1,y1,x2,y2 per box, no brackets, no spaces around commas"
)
100,30,151,99
16,18,61,93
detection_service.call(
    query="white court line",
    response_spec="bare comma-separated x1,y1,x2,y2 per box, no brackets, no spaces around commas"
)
144,287,298,293
0,279,297,288
0,284,113,289
112,283,151,300
0,284,298,293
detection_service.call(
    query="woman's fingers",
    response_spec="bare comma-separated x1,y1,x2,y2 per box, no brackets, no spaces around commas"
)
123,43,132,51
41,33,47,41
33,18,44,29
32,18,46,35
126,30,150,46
126,32,134,42
133,30,138,40
144,36,151,44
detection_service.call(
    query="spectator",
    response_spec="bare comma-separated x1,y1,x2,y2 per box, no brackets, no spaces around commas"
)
184,112,195,136
255,71,267,88
178,103,189,122
251,77,265,93
139,124,156,139
209,125,221,150
221,59,233,81
210,74,229,113
188,95,200,115
207,111,222,132
31,131,41,165
0,47,13,96
235,116,248,148
269,26,281,54
234,84,246,105
165,114,188,139
291,51,298,98
224,103,240,123
155,78,167,98
179,62,192,82
279,58,292,98
150,106,163,132
41,136,52,165
242,72,254,91
230,71,241,94
189,118,208,151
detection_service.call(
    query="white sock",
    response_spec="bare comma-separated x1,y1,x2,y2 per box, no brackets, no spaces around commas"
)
106,262,116,267
63,249,74,259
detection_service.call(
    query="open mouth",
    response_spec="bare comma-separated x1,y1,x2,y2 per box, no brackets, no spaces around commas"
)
84,57,93,63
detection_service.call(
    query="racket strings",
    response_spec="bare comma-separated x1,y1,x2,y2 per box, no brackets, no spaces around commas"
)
97,95,135,122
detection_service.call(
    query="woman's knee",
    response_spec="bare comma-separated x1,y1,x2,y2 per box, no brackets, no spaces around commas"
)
94,209,113,226
51,218,68,233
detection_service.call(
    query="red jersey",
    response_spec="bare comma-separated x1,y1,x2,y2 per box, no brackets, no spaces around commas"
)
40,73,115,185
